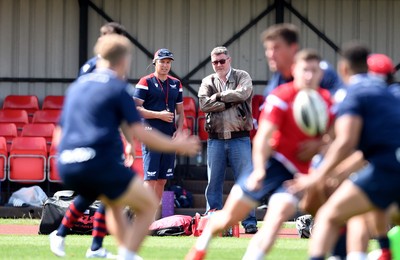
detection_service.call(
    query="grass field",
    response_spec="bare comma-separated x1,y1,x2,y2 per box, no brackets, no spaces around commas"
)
0,219,378,260
0,235,308,260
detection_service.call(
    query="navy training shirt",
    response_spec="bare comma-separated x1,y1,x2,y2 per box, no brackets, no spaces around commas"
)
134,73,183,136
78,56,98,76
337,74,400,166
263,61,343,97
59,68,141,160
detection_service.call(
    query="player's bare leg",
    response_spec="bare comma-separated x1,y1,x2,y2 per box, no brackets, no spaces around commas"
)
186,185,255,260
103,205,127,246
101,177,158,258
243,193,297,259
364,209,392,260
144,179,167,219
143,179,167,201
346,215,370,259
309,180,374,259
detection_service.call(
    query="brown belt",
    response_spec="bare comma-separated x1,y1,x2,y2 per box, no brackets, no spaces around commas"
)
208,131,250,140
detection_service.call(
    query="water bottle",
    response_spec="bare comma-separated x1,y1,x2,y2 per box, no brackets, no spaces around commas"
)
196,151,202,165
388,225,400,260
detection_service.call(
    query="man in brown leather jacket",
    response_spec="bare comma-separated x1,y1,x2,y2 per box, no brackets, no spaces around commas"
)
198,46,257,233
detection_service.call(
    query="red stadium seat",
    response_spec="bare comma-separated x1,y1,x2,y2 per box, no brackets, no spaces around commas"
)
250,95,266,140
134,139,142,157
42,96,65,110
0,137,7,181
131,139,144,179
21,123,55,150
48,143,61,183
8,137,47,182
3,95,39,120
32,110,61,124
183,97,197,135
197,111,208,141
0,123,17,150
0,110,29,134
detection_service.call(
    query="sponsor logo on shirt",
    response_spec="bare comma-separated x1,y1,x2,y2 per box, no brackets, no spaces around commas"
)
154,83,159,88
167,168,173,173
82,64,91,73
170,84,177,89
59,147,96,164
147,171,157,177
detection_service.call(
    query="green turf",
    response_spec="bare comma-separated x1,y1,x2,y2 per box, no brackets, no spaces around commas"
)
0,234,308,260
0,218,40,225
0,220,379,259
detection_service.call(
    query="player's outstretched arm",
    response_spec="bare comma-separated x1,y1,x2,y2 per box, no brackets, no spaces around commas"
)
286,114,362,195
52,126,62,148
246,118,276,191
120,121,201,157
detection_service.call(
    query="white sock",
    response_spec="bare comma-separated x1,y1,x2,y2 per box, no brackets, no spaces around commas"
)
242,244,265,260
118,247,137,260
195,229,213,251
346,251,368,260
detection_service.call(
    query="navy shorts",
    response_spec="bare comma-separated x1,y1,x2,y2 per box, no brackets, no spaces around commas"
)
58,157,135,202
351,162,400,209
237,158,294,204
142,144,175,181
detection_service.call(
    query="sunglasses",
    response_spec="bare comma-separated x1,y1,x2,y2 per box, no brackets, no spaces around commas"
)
211,59,228,65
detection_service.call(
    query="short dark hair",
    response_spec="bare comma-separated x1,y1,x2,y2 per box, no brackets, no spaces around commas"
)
261,23,299,45
340,41,370,74
101,22,126,36
294,49,321,63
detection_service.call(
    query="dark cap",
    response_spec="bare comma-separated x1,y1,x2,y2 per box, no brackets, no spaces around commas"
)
153,49,174,64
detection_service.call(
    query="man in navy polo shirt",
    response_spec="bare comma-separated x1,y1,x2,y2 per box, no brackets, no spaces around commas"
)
50,35,200,259
133,49,185,207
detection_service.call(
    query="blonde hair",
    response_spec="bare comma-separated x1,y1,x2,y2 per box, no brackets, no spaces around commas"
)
94,34,132,66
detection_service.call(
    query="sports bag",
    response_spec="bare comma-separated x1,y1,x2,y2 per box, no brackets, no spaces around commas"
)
149,215,193,236
39,190,100,235
167,185,193,208
192,210,239,237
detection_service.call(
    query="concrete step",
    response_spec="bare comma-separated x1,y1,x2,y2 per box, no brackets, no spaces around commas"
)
174,207,268,221
181,179,235,195
175,165,237,181
191,193,228,208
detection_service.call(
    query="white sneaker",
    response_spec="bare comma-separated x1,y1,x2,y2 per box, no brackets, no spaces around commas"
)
49,230,66,257
86,247,117,259
117,255,143,260
367,249,382,260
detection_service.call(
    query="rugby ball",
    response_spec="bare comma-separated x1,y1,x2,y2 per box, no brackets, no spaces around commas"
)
293,89,328,137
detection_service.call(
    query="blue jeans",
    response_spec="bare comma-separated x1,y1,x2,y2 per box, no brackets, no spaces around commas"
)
205,137,257,227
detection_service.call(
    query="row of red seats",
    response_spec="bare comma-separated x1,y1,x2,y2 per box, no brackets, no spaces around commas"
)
0,123,54,150
182,95,266,141
2,95,64,113
0,136,145,184
0,136,57,183
0,110,61,133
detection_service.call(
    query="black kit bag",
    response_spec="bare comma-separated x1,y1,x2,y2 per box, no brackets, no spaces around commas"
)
39,190,100,235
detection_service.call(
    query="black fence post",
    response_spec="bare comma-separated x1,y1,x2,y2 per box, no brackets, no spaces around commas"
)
78,0,89,68
275,0,285,24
